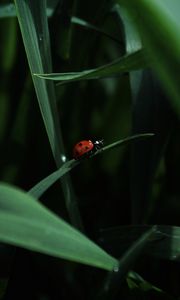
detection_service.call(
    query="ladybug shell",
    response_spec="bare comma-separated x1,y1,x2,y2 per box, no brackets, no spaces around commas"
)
73,140,94,159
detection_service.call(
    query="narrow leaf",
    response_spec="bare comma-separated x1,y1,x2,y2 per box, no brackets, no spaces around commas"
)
100,225,180,262
0,3,53,18
14,0,63,163
118,0,180,115
99,226,157,298
72,16,121,43
14,0,83,230
34,49,148,83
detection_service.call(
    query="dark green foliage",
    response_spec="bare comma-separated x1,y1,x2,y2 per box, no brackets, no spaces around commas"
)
0,1,179,299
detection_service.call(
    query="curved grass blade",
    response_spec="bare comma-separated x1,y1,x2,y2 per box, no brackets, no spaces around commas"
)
100,225,180,262
114,225,156,274
113,3,143,100
127,271,174,298
29,133,154,199
34,49,147,84
29,159,78,198
117,0,180,115
72,16,121,44
115,4,175,225
14,0,83,230
98,226,157,298
14,0,63,163
0,183,118,271
101,133,154,153
112,4,142,54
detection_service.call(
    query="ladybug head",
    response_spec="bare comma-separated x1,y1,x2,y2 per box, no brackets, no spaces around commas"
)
94,139,104,150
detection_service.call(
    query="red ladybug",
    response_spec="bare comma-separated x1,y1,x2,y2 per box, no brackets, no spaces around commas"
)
73,139,103,160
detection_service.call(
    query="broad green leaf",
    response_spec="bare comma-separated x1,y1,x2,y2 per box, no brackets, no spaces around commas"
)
0,183,118,271
117,0,180,115
29,134,154,199
34,49,147,83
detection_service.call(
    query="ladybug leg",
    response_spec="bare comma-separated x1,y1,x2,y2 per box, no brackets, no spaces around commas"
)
88,149,95,158
79,149,94,160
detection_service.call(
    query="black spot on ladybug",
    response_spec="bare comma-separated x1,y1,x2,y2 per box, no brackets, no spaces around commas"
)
78,142,82,146
85,146,89,150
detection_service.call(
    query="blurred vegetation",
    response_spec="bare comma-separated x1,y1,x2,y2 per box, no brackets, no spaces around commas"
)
0,0,180,299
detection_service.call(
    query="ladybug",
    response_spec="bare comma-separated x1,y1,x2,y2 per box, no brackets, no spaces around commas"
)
73,139,104,160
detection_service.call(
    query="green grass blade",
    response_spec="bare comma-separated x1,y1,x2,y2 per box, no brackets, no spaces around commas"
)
118,0,180,115
14,0,83,231
29,133,154,199
0,3,17,18
114,4,155,224
29,159,78,198
14,0,63,164
0,183,118,271
101,133,154,153
117,226,156,273
72,16,121,43
34,49,147,83
100,225,180,262
127,271,174,298
151,226,180,261
0,3,53,18
113,4,141,54
99,226,157,297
